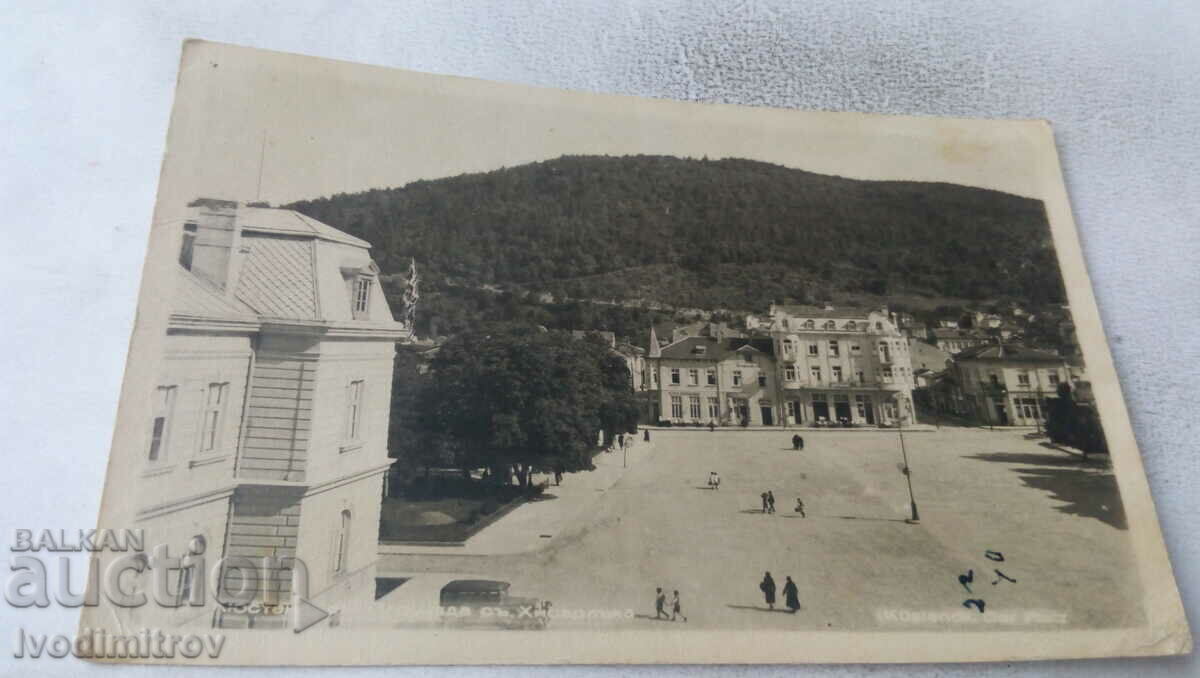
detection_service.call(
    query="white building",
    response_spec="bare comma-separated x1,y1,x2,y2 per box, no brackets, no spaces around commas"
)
126,199,409,630
765,305,917,426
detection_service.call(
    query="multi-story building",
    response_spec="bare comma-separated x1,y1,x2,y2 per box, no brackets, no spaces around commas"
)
949,343,1069,426
765,305,916,426
646,332,778,426
124,199,410,630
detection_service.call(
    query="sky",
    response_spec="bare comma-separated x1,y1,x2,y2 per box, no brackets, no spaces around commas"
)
153,40,1056,218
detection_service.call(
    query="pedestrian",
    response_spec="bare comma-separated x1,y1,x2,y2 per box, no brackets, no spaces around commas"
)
760,492,769,513
707,471,715,489
793,498,806,518
554,466,563,486
791,434,801,450
712,472,720,490
644,429,650,442
709,421,715,433
655,587,668,620
617,433,625,449
767,491,776,514
797,435,804,450
671,590,687,622
759,572,776,610
782,576,800,613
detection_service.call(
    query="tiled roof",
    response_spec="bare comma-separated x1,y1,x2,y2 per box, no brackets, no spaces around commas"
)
234,235,320,320
657,336,775,361
930,328,988,338
171,265,258,319
955,343,1063,362
238,207,370,248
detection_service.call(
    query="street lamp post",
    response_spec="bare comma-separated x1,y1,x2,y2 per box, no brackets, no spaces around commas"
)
898,397,920,524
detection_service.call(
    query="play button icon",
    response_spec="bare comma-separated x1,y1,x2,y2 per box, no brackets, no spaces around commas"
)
293,598,329,633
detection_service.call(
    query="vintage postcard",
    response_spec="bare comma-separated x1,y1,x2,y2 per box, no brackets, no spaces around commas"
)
76,40,1189,664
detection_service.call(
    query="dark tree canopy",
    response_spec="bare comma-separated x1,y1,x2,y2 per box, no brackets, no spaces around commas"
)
416,325,639,483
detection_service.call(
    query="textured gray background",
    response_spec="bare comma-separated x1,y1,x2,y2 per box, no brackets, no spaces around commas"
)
1,1,1196,676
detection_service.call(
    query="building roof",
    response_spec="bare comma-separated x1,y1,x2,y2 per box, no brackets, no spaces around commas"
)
771,304,872,320
234,233,321,320
171,264,258,319
954,343,1064,363
237,206,371,248
930,327,988,339
656,336,774,361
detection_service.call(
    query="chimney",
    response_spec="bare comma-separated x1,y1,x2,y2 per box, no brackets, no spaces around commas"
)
182,198,239,290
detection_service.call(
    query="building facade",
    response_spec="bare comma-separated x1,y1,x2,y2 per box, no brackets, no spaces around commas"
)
647,334,779,426
949,343,1069,426
126,200,409,631
929,327,992,355
765,305,916,426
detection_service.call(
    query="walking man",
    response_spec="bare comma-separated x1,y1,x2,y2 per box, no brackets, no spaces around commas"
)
794,498,806,518
783,576,801,613
797,435,804,450
711,471,721,490
655,587,668,620
792,434,801,450
671,590,687,622
767,491,776,514
759,572,776,610
760,492,769,514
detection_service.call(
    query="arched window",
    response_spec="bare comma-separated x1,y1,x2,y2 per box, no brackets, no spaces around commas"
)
824,320,836,330
804,319,815,329
846,321,856,331
334,510,352,574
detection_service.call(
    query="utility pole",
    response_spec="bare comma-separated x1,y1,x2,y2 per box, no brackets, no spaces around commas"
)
898,397,920,524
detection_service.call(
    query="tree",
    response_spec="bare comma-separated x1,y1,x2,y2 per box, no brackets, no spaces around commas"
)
419,324,640,487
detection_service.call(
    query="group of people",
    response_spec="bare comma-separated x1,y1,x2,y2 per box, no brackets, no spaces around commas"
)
759,571,801,613
760,490,776,513
654,587,687,622
791,434,805,450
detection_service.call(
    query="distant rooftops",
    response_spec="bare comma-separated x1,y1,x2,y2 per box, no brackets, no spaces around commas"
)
770,304,873,320
954,343,1063,362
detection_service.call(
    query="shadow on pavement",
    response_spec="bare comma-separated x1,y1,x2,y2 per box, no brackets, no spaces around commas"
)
966,452,1127,530
825,515,909,523
739,509,768,514
726,605,795,614
633,614,676,622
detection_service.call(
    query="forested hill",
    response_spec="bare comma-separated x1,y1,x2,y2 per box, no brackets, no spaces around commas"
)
286,155,1063,312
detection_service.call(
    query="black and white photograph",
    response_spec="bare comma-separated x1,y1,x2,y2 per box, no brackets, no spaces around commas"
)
73,40,1188,665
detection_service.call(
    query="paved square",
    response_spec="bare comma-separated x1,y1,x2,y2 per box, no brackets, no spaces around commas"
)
379,427,1141,631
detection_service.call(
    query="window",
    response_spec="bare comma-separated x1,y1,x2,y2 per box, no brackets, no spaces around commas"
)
742,352,754,365
782,339,795,355
179,223,197,270
732,370,743,386
810,366,822,382
1017,372,1030,386
1047,372,1060,385
804,319,815,329
758,374,767,387
850,343,861,354
879,342,891,363
689,395,702,419
882,366,893,379
670,368,681,385
351,276,373,318
688,368,699,386
875,322,883,330
200,382,230,453
828,340,839,357
1016,397,1041,420
824,320,836,330
670,395,683,418
333,510,352,574
346,380,365,441
651,369,659,386
785,366,796,381
706,368,717,385
988,373,999,386
147,386,177,462
707,397,720,419
846,321,857,331
808,343,819,357
831,366,843,382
